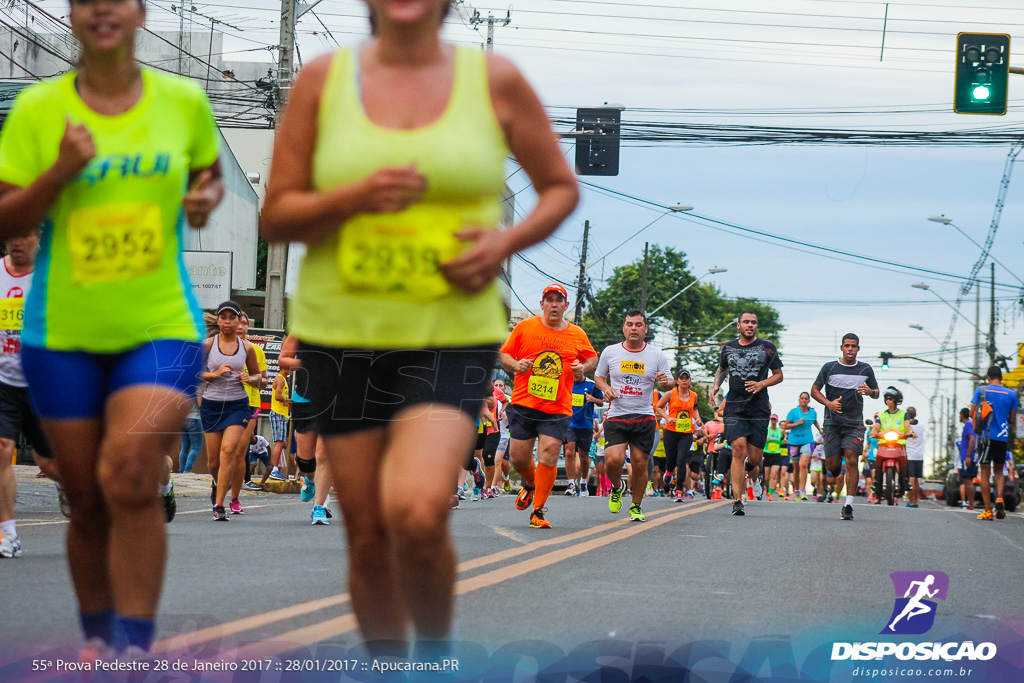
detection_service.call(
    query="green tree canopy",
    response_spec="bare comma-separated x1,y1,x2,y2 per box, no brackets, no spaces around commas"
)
581,245,784,386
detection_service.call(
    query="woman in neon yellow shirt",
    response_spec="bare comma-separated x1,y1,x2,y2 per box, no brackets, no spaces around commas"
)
0,0,223,654
261,0,578,656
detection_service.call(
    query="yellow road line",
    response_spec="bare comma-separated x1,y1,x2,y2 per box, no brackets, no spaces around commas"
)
226,501,728,659
154,501,718,654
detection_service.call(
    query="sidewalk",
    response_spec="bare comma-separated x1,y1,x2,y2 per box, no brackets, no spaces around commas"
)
12,464,302,498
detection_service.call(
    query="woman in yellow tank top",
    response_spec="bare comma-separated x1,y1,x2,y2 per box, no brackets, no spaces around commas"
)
261,0,578,656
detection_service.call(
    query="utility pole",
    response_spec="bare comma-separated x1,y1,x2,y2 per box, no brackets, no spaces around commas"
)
952,342,958,413
468,8,511,52
989,262,996,367
263,0,300,329
639,242,649,316
974,279,981,377
574,220,590,325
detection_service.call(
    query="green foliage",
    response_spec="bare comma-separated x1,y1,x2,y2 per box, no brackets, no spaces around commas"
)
581,244,784,381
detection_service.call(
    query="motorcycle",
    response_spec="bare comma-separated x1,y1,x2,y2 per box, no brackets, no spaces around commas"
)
875,429,909,506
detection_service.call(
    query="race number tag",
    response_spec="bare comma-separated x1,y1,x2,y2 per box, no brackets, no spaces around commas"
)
337,205,464,302
0,298,23,331
572,393,585,407
675,414,691,432
619,360,645,374
68,203,164,284
528,376,558,401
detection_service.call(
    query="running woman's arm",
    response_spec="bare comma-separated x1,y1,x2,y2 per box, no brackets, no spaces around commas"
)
0,120,95,239
439,55,580,293
183,160,225,229
654,392,671,422
260,56,428,245
238,341,262,388
278,335,301,371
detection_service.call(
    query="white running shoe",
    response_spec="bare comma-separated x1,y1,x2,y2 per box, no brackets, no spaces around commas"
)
752,479,764,500
0,531,22,558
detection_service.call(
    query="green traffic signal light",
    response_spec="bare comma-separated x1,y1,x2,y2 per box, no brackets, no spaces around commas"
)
954,32,1009,115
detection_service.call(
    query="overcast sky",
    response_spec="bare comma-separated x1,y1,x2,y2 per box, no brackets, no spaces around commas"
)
34,0,1024,459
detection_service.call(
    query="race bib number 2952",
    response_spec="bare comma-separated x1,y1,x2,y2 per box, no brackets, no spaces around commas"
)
68,202,164,284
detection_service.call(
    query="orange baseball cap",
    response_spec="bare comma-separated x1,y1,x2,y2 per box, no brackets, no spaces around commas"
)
542,284,568,299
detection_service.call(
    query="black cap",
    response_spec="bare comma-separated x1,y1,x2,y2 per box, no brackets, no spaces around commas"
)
216,300,242,316
677,369,690,379
987,365,1003,380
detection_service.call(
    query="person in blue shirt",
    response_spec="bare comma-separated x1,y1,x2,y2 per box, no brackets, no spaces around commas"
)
780,391,823,501
564,377,604,496
970,365,1018,520
958,407,977,510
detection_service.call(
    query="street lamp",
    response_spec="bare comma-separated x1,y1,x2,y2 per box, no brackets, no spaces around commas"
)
910,283,985,335
927,215,1024,286
908,323,944,347
647,267,727,318
585,204,693,270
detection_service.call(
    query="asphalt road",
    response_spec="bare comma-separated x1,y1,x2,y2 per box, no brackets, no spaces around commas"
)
3,466,1023,679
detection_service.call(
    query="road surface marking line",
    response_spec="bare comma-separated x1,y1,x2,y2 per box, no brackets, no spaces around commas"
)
227,501,727,659
154,501,718,655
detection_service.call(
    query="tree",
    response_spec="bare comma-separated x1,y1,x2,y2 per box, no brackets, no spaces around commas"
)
581,245,784,384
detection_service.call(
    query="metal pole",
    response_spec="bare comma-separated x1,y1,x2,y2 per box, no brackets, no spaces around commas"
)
486,13,494,52
263,0,296,329
974,279,981,377
639,242,649,317
574,221,589,325
989,262,996,367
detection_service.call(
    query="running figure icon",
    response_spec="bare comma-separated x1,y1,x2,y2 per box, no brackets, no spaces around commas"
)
888,574,939,632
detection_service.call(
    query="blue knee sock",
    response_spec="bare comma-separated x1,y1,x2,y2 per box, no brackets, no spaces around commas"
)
114,615,156,652
79,608,115,645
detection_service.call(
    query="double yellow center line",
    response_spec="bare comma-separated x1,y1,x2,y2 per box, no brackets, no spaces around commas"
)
154,499,727,659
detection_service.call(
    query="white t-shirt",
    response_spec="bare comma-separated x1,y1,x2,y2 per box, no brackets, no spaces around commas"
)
595,342,670,419
906,423,926,461
249,435,270,455
0,258,31,388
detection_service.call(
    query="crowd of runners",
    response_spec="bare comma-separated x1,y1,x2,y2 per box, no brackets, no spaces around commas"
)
0,0,1018,666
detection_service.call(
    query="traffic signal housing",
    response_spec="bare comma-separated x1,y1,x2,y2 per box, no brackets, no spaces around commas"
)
575,107,620,176
954,33,1010,115
880,352,892,371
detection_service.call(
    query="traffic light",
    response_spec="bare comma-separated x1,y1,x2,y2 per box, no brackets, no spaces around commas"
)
954,33,1010,115
880,352,892,371
575,108,620,176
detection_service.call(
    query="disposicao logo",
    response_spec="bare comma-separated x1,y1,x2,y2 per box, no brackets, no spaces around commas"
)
882,571,948,635
831,571,997,663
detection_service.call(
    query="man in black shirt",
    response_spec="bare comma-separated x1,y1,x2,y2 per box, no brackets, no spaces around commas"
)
710,311,784,516
811,333,879,521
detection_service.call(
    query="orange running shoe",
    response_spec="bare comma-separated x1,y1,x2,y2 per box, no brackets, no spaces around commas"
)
529,507,551,528
977,509,993,520
515,485,534,511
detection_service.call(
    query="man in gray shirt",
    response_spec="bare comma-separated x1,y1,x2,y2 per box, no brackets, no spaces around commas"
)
594,310,673,523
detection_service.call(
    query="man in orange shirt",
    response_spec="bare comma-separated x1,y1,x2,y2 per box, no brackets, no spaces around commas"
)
500,284,598,528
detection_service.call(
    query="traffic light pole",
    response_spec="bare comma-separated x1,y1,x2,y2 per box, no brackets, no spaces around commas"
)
574,220,589,325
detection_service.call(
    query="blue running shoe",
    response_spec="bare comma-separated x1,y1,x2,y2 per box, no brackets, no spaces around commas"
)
300,477,315,502
311,505,329,525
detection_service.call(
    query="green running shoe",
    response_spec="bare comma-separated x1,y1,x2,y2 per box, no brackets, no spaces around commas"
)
609,487,623,514
629,504,645,522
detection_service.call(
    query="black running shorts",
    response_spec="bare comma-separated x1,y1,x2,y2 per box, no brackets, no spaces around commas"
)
507,404,570,442
297,342,497,436
604,413,657,455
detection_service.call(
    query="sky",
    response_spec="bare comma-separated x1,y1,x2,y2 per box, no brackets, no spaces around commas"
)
31,0,1024,461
